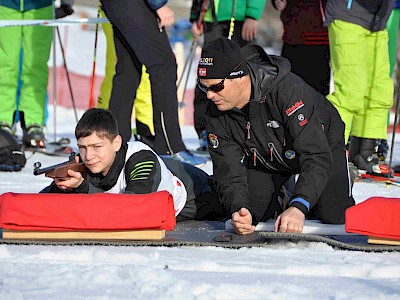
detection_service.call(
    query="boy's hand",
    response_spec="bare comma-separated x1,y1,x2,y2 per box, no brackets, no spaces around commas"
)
231,207,256,235
54,169,84,191
274,206,305,233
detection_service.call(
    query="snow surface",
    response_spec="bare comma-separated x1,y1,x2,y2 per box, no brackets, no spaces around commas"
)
1,105,400,299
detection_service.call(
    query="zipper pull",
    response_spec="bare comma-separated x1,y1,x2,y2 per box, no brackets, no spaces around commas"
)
270,147,273,161
246,122,251,140
252,149,257,166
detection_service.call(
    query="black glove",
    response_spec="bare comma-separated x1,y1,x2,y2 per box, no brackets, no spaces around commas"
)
0,163,23,172
0,150,26,172
55,4,74,19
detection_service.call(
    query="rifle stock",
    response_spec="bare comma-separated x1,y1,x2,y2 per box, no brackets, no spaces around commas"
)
33,152,86,179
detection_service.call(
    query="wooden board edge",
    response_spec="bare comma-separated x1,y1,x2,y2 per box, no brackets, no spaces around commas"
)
368,236,400,246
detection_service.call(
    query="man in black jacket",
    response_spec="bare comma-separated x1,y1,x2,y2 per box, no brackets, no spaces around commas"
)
198,38,355,235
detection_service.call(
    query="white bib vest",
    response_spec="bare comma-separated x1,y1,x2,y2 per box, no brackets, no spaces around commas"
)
106,142,187,216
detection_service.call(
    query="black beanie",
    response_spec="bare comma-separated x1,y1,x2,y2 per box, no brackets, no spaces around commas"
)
198,37,248,79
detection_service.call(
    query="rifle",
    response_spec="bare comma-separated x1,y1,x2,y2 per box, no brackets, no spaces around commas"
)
33,152,86,179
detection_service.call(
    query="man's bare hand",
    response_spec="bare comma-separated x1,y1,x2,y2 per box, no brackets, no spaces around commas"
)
231,207,256,235
241,18,259,41
274,206,305,233
275,0,287,11
156,5,174,30
54,168,84,191
191,21,203,41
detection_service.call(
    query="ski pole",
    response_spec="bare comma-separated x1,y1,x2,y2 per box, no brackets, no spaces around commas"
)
177,39,198,89
177,0,207,97
388,79,400,179
56,26,79,123
228,0,237,40
180,41,198,104
88,3,101,109
52,5,57,142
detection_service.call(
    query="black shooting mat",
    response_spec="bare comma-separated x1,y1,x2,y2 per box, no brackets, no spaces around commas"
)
1,220,399,252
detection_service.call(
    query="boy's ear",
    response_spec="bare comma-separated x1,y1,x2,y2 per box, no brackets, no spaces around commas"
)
113,135,123,152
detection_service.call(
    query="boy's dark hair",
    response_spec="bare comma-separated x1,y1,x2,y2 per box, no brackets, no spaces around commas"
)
75,108,119,141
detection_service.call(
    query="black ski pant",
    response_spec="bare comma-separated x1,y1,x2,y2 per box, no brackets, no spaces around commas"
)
162,157,223,222
101,0,185,155
247,143,355,224
194,21,249,137
281,43,331,96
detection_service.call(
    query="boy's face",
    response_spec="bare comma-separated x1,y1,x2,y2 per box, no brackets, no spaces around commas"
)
77,132,122,176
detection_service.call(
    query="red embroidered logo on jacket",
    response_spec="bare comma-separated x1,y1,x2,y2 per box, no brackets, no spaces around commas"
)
285,100,304,116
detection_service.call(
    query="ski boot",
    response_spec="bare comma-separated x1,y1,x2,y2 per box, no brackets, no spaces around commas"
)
377,139,389,162
162,150,207,167
368,163,394,177
0,122,14,135
23,124,46,148
349,137,380,174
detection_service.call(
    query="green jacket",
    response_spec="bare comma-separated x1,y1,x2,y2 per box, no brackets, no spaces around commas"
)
190,0,267,23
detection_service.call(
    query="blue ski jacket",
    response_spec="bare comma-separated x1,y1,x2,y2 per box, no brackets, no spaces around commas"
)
146,0,168,11
0,0,53,11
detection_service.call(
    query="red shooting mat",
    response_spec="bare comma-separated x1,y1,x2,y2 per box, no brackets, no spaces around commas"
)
346,197,400,240
0,191,176,231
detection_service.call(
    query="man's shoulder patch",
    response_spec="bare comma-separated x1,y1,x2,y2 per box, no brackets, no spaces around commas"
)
208,134,219,149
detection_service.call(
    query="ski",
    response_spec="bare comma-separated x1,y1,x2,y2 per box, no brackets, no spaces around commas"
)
358,173,400,187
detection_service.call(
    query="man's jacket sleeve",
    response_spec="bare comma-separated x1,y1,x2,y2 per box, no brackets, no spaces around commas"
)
275,73,333,212
246,0,267,20
146,0,168,11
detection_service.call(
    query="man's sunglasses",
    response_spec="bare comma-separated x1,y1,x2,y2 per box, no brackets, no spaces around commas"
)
197,77,226,94
197,60,245,94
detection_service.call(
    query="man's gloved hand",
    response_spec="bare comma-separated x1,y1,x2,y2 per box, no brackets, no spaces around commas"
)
55,3,74,19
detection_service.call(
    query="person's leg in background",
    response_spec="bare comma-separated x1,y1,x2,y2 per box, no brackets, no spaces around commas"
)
0,6,22,133
327,20,369,144
97,9,115,110
134,66,155,146
281,44,330,96
387,9,400,76
351,30,393,143
102,0,206,166
19,5,53,147
378,8,400,161
97,12,155,144
350,29,393,172
107,25,142,143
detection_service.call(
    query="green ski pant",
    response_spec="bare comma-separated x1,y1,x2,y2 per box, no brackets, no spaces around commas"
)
97,10,154,135
0,5,52,127
327,20,394,143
